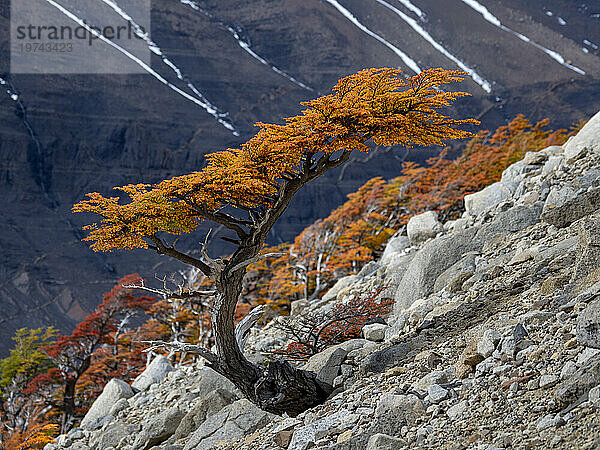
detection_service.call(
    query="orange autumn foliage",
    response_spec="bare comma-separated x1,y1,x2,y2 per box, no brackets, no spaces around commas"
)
73,68,477,253
250,115,575,311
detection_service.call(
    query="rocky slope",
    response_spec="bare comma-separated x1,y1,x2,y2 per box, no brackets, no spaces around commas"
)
1,0,600,353
45,110,600,449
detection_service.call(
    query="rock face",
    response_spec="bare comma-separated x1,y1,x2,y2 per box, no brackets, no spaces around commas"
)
183,399,274,450
132,355,174,392
564,110,600,161
577,299,600,349
407,211,442,245
80,379,134,429
464,181,516,217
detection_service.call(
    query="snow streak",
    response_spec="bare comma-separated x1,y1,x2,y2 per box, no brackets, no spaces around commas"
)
460,0,585,75
99,0,237,134
396,0,425,20
0,77,19,101
41,0,238,135
375,0,492,92
178,0,313,91
323,0,421,73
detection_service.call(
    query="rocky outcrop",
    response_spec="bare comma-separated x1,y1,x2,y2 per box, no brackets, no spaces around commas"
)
48,110,600,450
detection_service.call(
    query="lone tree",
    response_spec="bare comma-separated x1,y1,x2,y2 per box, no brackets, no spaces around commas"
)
73,68,477,416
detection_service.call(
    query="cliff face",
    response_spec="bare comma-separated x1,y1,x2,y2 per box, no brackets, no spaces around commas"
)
0,0,599,353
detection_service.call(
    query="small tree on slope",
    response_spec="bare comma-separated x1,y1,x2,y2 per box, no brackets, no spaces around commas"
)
73,68,478,416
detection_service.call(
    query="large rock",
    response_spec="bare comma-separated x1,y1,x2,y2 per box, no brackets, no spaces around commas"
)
360,342,411,374
393,227,480,313
564,110,600,162
183,399,274,450
288,410,351,450
379,235,410,266
407,211,442,245
189,366,239,399
366,433,406,450
303,340,368,385
133,406,185,449
374,394,425,435
131,355,173,392
175,389,235,440
555,353,600,407
433,252,478,293
577,298,600,349
571,216,600,293
80,379,133,429
321,275,359,303
90,421,140,449
464,181,516,217
541,187,600,228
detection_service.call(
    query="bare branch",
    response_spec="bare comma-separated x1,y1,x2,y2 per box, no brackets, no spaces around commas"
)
229,252,285,273
148,235,213,276
141,340,217,364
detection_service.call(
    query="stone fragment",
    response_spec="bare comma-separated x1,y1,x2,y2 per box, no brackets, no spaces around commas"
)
174,389,235,440
555,353,600,407
131,355,173,392
362,323,387,342
80,379,133,429
407,211,443,245
366,433,407,450
360,342,411,374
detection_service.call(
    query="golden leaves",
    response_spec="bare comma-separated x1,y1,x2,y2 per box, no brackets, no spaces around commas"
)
74,67,478,252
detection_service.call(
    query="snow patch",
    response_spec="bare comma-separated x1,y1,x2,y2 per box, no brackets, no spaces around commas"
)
323,0,421,73
375,0,492,92
179,0,313,91
41,0,238,135
584,39,599,50
557,17,566,25
396,0,425,20
100,0,236,130
460,0,585,75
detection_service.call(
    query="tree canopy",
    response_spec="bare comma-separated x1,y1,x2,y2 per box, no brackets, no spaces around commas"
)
73,68,477,256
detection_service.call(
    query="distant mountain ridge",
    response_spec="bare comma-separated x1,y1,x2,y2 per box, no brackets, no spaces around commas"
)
0,0,599,354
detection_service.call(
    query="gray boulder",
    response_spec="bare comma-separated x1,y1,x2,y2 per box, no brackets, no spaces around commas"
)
555,353,600,407
577,299,600,349
189,366,238,399
393,227,479,313
90,421,140,449
374,393,425,435
133,407,185,449
321,275,359,303
464,181,516,216
80,379,133,429
366,433,407,450
379,235,410,266
433,252,478,293
362,323,387,342
288,410,351,450
407,211,442,245
360,342,411,374
564,110,600,162
175,389,235,440
183,399,274,450
541,187,600,228
303,340,368,385
131,355,173,392
572,216,600,293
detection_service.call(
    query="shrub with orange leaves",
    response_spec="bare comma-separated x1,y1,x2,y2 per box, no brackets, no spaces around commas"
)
272,286,393,360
